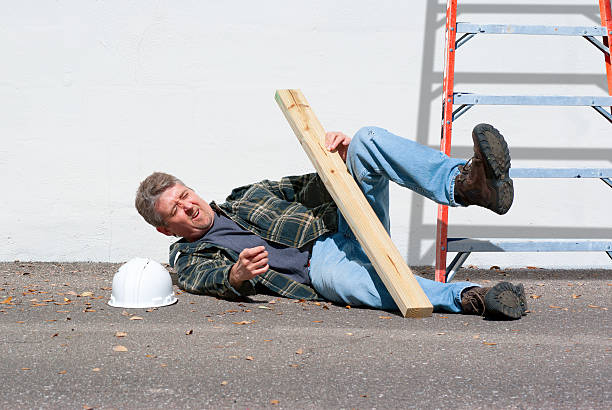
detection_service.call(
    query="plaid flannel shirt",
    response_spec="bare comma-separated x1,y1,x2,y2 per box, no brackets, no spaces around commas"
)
169,173,338,301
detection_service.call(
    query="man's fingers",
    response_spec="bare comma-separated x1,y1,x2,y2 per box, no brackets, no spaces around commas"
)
249,250,268,263
251,264,269,276
324,132,335,148
325,132,350,151
325,132,342,149
248,257,268,269
241,246,266,258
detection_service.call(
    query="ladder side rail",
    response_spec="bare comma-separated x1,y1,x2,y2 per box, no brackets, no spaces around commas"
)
600,0,612,111
436,0,459,282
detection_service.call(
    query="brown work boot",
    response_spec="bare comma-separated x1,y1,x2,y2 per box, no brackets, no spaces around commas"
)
454,123,514,215
461,282,525,320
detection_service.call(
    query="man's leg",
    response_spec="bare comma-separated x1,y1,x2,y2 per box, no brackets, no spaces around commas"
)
339,126,465,234
310,125,525,318
311,126,477,312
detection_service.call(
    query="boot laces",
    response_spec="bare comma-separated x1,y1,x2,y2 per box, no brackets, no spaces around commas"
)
464,287,486,316
460,158,473,176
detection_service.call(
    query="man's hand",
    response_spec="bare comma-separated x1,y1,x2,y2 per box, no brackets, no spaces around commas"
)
229,246,269,288
325,131,351,162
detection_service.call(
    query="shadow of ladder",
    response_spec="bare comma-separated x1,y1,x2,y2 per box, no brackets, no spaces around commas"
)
436,0,612,282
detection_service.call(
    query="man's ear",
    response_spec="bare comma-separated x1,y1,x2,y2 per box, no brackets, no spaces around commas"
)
156,226,174,237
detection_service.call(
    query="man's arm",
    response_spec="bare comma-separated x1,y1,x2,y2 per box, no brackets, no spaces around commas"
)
174,248,258,300
229,246,269,288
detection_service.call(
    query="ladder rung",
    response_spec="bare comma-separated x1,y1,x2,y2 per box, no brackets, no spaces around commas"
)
453,93,612,106
510,168,612,178
447,238,612,253
456,23,608,37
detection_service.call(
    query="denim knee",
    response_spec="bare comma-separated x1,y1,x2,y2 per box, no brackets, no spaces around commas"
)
352,126,381,145
349,127,382,164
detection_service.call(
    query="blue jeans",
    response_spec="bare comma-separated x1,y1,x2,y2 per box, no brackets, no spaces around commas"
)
309,126,479,312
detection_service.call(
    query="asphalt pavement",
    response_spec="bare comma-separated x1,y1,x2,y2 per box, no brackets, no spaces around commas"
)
0,262,610,409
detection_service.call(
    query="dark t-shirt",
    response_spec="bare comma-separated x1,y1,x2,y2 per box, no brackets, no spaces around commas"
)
201,212,311,285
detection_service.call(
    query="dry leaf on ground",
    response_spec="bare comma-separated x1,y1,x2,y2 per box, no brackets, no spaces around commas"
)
232,320,254,325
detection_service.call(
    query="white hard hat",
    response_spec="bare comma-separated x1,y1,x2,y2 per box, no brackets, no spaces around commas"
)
108,258,178,308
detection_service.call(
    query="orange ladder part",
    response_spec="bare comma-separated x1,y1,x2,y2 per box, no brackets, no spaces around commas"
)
435,0,612,282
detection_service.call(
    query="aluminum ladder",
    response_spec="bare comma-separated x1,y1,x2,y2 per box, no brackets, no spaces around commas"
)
436,0,612,282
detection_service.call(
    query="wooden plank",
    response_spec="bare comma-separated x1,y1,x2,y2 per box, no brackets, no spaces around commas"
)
275,89,433,318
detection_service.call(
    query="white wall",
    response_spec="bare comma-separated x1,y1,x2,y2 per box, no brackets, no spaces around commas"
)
1,0,610,268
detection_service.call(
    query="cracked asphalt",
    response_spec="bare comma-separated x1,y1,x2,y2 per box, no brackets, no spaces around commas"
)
0,262,610,409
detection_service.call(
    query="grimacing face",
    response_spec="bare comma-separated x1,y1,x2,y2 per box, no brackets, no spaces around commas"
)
154,183,215,242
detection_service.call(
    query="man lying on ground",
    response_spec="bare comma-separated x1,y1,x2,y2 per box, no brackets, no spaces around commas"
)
135,124,527,320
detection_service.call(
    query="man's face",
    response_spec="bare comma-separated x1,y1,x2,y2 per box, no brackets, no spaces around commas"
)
154,183,215,242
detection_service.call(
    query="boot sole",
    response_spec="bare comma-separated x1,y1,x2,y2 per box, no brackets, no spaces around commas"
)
484,282,523,320
472,124,514,215
515,283,528,316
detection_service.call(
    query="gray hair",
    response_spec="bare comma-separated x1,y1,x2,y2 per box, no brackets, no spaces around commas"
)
135,172,185,227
